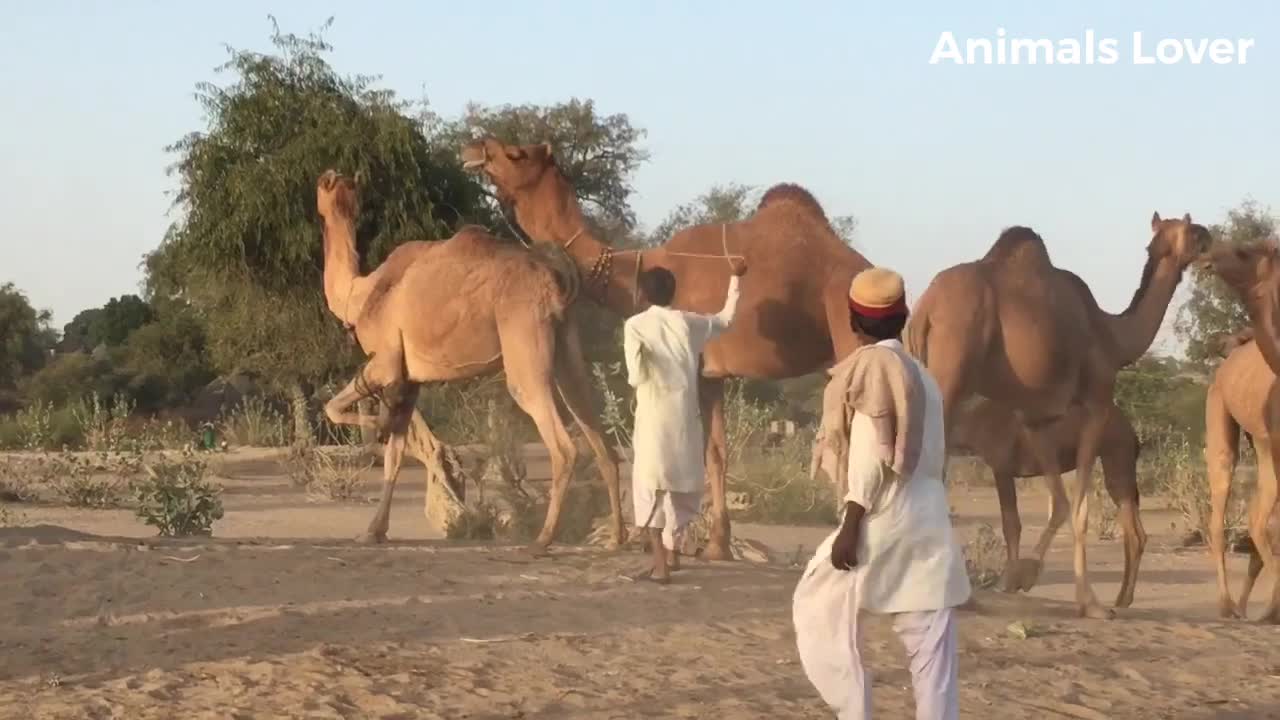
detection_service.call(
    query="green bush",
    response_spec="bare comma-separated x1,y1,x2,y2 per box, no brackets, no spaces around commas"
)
132,451,224,536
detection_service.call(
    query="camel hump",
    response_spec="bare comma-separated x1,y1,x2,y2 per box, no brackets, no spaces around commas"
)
756,183,829,221
982,226,1051,266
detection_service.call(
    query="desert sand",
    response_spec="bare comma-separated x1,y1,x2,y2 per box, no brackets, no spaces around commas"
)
1,448,1278,719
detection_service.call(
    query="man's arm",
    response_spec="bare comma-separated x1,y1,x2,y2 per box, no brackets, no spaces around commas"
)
623,320,648,388
830,440,887,571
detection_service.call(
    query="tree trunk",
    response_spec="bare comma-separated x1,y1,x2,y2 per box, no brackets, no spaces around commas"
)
288,379,314,448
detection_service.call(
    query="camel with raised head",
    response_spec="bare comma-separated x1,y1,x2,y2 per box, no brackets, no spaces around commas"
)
314,170,624,550
949,397,1146,608
905,213,1209,618
1202,241,1280,621
461,138,872,560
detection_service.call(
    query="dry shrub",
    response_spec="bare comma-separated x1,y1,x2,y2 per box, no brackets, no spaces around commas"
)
963,522,1003,589
219,396,289,448
1091,479,1118,541
3,451,143,508
287,445,374,501
1150,438,1247,546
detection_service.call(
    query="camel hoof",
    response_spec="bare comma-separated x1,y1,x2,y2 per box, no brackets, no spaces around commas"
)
356,531,388,545
526,541,552,558
1114,593,1134,609
1016,558,1042,592
1218,602,1242,620
1255,608,1280,625
1079,603,1116,620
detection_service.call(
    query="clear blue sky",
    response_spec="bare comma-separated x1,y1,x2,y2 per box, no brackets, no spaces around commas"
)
3,1,1276,354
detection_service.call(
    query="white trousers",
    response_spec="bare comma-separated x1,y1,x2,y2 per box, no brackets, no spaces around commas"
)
632,483,701,551
838,607,959,720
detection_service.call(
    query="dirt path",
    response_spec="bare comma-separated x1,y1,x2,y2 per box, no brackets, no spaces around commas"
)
1,449,1278,718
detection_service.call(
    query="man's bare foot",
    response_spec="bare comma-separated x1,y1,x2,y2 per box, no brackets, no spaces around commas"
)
648,528,670,582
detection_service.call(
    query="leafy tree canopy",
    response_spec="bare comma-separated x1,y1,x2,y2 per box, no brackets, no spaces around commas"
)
1175,199,1279,367
0,283,55,390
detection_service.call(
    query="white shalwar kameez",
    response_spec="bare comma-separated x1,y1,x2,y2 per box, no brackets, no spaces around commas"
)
624,276,740,550
793,339,971,720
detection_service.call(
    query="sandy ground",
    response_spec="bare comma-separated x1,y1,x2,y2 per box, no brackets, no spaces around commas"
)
1,449,1279,719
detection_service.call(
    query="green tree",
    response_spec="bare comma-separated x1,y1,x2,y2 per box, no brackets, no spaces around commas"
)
1175,199,1279,367
60,295,155,352
0,283,55,391
148,18,487,442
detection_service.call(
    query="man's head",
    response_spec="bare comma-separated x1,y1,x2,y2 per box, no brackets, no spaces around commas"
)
848,267,908,341
639,267,677,307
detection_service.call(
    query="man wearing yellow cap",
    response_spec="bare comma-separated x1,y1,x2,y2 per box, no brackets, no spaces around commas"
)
794,267,970,720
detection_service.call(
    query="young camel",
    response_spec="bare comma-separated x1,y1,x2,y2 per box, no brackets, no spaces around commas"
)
315,170,624,550
461,137,872,561
905,214,1209,619
948,397,1147,608
1202,241,1280,621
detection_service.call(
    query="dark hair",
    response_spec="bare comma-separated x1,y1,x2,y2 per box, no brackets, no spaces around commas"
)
639,267,676,307
852,311,908,341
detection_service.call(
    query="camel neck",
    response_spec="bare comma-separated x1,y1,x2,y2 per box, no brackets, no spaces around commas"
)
510,178,643,318
1102,254,1184,366
321,214,361,325
1242,292,1280,376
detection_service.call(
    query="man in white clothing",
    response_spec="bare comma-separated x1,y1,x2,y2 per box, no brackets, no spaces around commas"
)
794,267,970,720
624,260,746,583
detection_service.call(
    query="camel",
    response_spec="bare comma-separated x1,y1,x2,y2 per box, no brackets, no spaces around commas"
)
1202,241,1280,621
314,170,624,550
461,137,872,561
905,213,1209,618
948,397,1146,608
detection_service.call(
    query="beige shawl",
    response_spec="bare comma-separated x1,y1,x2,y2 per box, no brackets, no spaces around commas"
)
811,342,927,504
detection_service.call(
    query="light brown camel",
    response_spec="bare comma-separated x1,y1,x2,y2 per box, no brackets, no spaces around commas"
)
461,137,872,560
314,170,624,550
1202,241,1280,621
948,397,1146,608
905,213,1209,618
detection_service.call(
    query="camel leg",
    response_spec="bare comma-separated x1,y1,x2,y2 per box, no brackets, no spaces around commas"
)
1239,541,1264,619
359,416,410,544
1019,427,1071,593
1249,440,1280,624
1102,423,1145,609
1204,382,1241,619
552,316,625,549
504,325,577,553
1065,398,1113,620
699,378,732,561
993,468,1023,593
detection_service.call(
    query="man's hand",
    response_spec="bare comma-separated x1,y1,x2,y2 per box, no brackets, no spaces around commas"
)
830,502,865,571
729,257,748,277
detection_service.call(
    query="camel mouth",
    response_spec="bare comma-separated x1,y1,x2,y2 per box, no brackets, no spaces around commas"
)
460,146,487,172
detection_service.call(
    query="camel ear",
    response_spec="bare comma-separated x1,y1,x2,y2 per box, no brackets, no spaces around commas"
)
1151,211,1162,231
540,141,554,160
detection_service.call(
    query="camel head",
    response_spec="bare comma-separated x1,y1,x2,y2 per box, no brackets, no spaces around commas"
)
1206,240,1280,300
316,169,359,221
1149,211,1212,269
460,136,557,204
